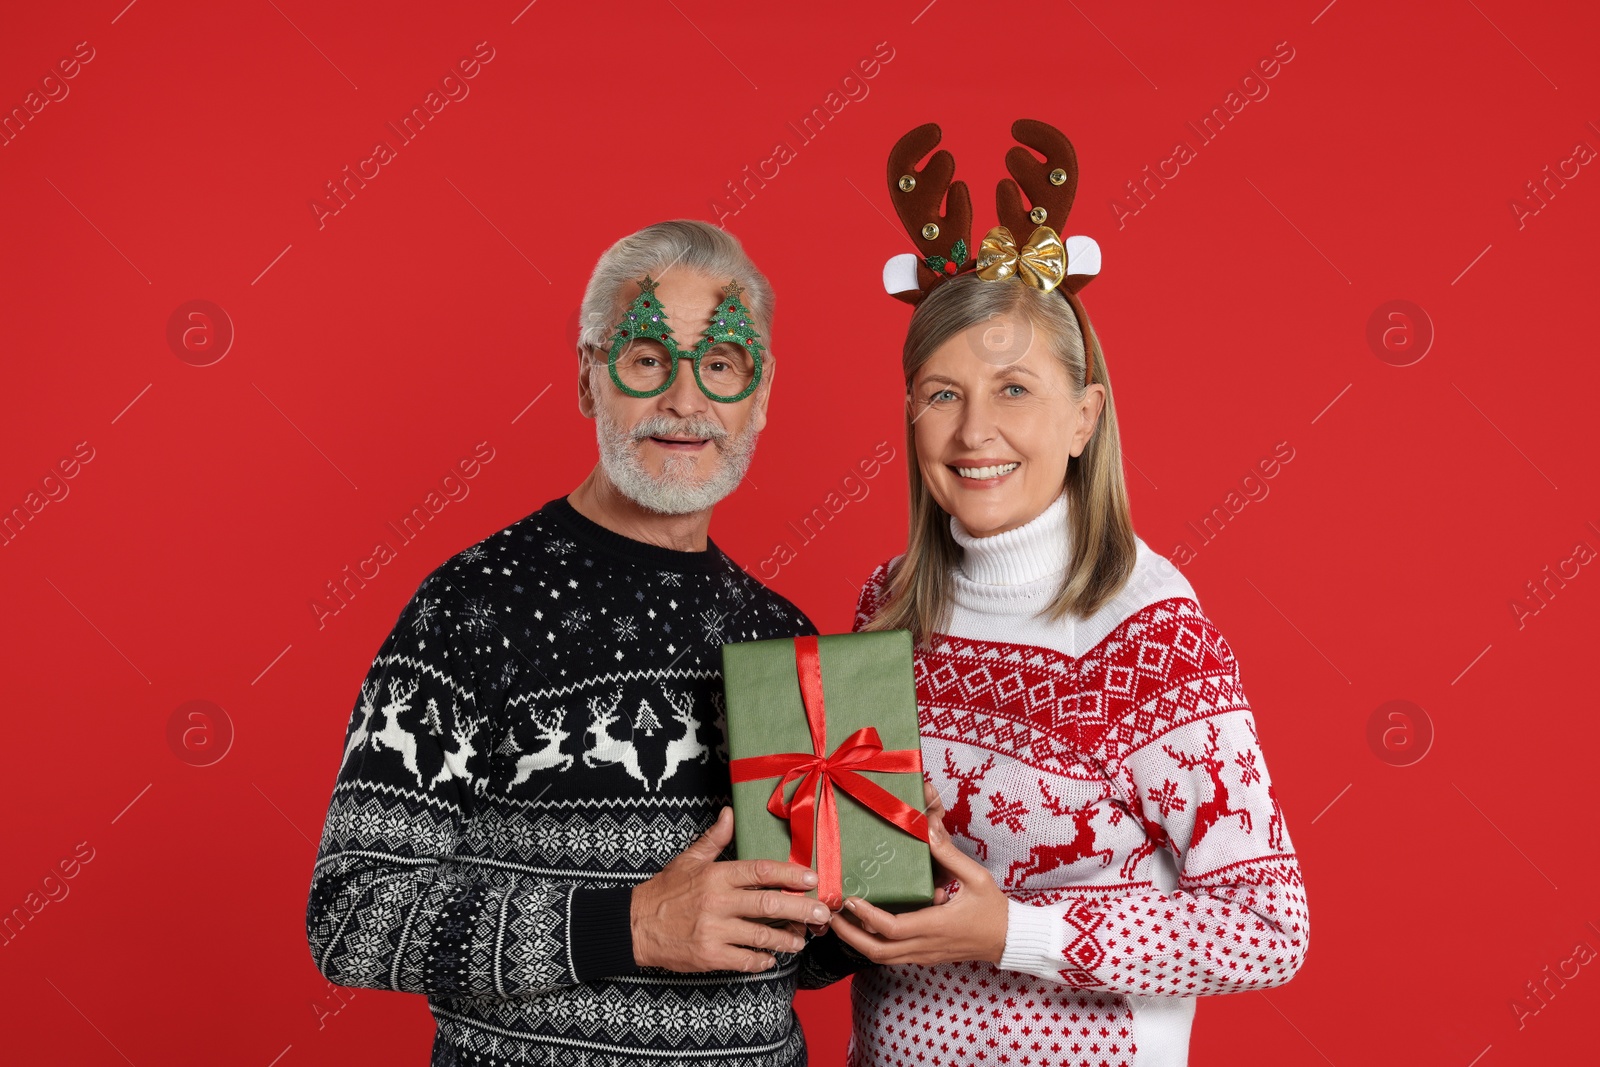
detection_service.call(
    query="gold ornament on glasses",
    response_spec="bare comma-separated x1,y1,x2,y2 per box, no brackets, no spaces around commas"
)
974,224,1067,293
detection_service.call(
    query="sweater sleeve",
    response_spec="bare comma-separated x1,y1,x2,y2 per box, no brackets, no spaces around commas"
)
850,559,897,632
996,615,1309,997
796,927,876,989
305,569,641,996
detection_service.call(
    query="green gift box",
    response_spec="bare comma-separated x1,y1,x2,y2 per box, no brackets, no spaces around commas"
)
721,630,934,911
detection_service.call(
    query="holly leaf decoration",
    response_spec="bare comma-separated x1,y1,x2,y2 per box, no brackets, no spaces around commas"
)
923,255,947,273
950,237,968,267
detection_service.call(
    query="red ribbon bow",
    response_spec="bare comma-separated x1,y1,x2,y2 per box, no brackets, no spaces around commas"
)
728,634,929,909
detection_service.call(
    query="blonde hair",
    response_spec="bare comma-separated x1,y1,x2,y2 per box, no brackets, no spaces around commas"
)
860,273,1137,644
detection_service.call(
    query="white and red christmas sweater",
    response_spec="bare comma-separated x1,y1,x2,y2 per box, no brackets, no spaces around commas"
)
846,489,1308,1067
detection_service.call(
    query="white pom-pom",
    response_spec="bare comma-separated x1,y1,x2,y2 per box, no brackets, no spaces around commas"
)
1064,235,1101,278
883,253,921,296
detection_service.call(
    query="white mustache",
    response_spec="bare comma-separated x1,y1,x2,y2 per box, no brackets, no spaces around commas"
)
628,416,730,443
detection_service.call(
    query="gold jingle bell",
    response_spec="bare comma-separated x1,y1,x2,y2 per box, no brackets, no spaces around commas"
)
921,222,940,240
1028,206,1048,224
1048,168,1068,186
898,174,917,192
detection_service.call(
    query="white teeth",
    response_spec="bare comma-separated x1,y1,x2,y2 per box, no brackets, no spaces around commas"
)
954,462,1019,479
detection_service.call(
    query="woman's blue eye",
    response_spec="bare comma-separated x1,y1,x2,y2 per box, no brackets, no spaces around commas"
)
1003,383,1027,397
930,389,957,403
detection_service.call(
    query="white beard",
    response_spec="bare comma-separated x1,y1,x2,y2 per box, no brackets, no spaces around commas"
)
594,405,758,515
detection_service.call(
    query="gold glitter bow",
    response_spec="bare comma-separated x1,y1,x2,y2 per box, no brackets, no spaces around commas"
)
975,224,1067,293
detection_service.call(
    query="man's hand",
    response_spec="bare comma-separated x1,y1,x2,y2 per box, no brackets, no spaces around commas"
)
630,805,834,973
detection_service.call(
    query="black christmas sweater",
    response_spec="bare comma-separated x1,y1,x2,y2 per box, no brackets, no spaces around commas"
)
305,495,871,1067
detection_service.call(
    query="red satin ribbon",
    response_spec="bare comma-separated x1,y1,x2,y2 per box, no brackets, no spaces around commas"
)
728,634,929,908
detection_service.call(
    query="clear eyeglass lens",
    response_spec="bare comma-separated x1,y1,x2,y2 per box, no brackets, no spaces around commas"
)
697,344,755,396
614,341,755,397
613,342,673,392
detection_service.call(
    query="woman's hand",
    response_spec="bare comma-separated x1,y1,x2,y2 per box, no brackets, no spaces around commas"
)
828,778,1009,966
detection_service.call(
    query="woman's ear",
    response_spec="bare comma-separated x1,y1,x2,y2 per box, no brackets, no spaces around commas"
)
1070,382,1107,456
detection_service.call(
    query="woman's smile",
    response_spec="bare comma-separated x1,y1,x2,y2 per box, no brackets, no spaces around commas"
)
949,459,1021,486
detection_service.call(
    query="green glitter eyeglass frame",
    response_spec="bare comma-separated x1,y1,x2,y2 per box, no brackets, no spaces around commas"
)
601,274,766,403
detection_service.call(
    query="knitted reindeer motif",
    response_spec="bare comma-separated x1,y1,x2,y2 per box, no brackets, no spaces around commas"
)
1004,779,1114,887
942,749,996,860
506,704,574,789
1246,718,1286,851
1163,720,1253,853
1110,761,1174,880
655,691,709,791
582,690,648,788
369,676,425,787
1265,782,1285,851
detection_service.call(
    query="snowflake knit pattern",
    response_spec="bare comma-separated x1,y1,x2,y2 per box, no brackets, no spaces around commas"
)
306,495,870,1067
845,490,1308,1067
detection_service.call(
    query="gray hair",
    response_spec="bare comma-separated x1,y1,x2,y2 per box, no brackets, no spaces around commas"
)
576,220,775,354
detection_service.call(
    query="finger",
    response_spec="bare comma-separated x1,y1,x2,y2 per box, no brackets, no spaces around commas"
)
827,912,882,957
928,827,989,881
729,918,807,955
843,897,907,939
728,857,820,892
931,886,950,906
737,887,834,927
922,777,946,818
711,946,778,973
827,911,900,963
681,806,735,862
848,895,957,943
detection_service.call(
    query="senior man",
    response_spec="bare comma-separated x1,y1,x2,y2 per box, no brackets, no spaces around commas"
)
306,220,869,1067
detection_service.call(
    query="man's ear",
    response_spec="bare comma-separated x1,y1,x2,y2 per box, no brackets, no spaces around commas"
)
576,349,597,419
747,353,776,433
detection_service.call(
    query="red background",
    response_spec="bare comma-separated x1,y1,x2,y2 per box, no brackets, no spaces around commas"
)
3,1,1597,1063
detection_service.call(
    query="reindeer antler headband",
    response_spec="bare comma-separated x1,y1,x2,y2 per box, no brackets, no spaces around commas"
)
881,119,1103,382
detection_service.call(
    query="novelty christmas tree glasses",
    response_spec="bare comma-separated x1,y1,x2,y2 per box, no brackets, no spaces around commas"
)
604,275,765,403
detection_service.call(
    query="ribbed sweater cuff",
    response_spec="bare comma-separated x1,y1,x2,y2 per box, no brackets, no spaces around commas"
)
998,897,1067,981
568,886,642,983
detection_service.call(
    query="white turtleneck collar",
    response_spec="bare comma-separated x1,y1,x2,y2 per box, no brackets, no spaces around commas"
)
948,489,1070,588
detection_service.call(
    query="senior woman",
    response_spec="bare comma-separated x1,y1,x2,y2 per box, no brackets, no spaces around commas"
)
829,121,1309,1066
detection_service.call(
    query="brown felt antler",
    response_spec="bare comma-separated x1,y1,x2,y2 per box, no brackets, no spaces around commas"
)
885,123,973,306
995,118,1079,241
882,119,1100,307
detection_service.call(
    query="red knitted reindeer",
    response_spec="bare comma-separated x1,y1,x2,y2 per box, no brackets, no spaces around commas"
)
941,749,996,860
1246,717,1286,851
1162,720,1253,854
1005,779,1114,887
1110,761,1174,880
